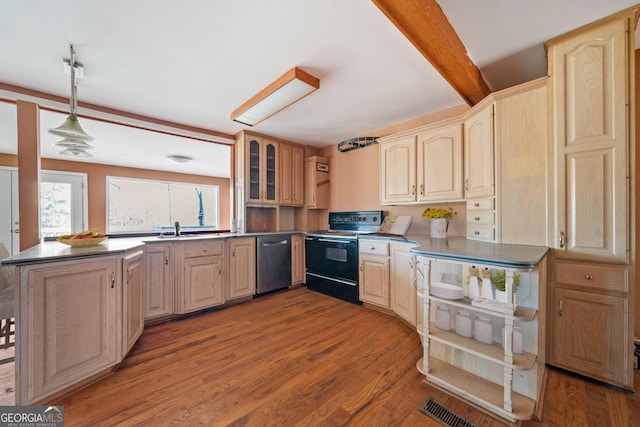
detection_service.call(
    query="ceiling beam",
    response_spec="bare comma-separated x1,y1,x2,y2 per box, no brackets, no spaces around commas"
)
372,0,491,106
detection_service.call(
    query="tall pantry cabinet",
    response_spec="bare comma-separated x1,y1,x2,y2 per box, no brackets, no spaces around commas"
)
546,7,636,390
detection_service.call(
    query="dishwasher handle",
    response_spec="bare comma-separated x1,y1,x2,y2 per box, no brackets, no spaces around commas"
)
262,239,288,247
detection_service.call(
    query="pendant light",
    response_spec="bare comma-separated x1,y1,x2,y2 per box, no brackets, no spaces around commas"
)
49,44,95,157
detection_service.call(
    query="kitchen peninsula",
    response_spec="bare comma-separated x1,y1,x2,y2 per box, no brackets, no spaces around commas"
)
1,232,302,405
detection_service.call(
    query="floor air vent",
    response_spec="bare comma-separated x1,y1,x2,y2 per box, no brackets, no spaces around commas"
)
419,397,478,427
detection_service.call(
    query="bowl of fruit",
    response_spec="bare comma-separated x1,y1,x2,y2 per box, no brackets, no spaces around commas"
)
57,230,108,247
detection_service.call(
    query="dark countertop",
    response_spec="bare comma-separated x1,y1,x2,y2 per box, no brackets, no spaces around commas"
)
1,231,305,266
359,235,549,269
2,231,547,270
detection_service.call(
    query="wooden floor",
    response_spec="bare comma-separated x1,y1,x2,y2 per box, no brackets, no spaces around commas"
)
2,287,639,426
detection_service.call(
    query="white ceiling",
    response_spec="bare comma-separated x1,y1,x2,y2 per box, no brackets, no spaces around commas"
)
0,0,637,176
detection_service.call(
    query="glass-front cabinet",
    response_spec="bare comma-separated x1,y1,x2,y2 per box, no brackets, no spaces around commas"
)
246,137,278,206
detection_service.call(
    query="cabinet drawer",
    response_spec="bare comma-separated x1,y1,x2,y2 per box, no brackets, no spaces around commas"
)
466,224,495,241
467,197,494,210
554,262,628,294
184,240,224,258
359,240,389,256
468,211,494,225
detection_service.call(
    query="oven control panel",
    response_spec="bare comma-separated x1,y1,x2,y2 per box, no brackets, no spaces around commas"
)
328,210,384,231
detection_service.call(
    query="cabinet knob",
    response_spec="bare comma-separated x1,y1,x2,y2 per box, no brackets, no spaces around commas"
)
474,216,480,221
559,231,565,249
559,299,563,316
202,248,207,252
165,254,169,265
419,184,424,196
411,185,415,196
585,274,593,280
111,272,115,289
474,202,480,207
127,268,132,284
474,231,480,235
464,179,469,191
232,248,236,257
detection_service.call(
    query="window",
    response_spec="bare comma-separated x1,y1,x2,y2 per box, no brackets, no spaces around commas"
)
107,176,219,234
40,171,87,238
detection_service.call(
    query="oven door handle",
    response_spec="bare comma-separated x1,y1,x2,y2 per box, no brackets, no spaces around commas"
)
318,238,353,244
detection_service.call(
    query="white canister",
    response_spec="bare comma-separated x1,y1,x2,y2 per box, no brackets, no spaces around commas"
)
481,277,494,300
474,315,493,345
468,275,480,299
435,305,451,331
502,325,523,354
455,310,472,338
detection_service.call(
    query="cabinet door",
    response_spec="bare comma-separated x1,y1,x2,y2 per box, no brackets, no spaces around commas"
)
551,288,629,387
417,123,464,202
390,244,416,326
262,139,278,205
279,144,304,206
246,137,262,203
380,136,416,204
26,258,119,403
183,255,225,312
122,250,144,356
229,238,256,300
290,145,305,205
305,156,330,209
464,104,495,199
291,234,306,285
246,137,278,206
144,244,174,320
550,19,628,262
359,255,390,308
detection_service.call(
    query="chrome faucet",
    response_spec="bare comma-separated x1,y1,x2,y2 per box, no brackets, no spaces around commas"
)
174,221,180,236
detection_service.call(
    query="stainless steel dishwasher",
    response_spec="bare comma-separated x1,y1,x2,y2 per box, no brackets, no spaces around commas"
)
256,234,292,294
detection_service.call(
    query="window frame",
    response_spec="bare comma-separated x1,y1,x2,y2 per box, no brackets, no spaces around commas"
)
106,175,220,235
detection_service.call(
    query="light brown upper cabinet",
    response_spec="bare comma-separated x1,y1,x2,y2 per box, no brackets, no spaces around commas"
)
279,143,305,206
548,15,629,263
546,7,636,390
464,103,496,242
379,119,464,205
464,104,495,200
245,136,278,207
305,156,330,209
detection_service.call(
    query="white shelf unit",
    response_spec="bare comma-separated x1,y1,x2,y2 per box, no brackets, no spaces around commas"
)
414,255,547,423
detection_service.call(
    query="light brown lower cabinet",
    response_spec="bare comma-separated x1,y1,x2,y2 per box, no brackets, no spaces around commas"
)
122,250,145,357
17,256,121,405
548,259,632,389
390,242,417,326
228,237,256,300
291,234,305,285
178,240,226,313
359,240,390,308
143,243,174,321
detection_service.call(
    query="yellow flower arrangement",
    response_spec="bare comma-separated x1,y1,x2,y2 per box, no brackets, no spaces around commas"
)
422,207,457,219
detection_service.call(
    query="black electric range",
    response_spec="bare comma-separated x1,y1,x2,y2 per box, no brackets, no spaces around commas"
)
305,210,384,303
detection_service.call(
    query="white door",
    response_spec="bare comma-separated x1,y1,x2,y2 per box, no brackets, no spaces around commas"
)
41,171,87,237
0,167,19,255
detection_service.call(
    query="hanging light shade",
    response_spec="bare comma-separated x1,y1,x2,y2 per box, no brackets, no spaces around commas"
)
50,44,95,154
58,147,93,158
54,138,94,150
49,115,94,141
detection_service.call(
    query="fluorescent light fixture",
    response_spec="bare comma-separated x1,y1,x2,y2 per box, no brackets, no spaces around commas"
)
231,67,319,126
167,155,193,164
